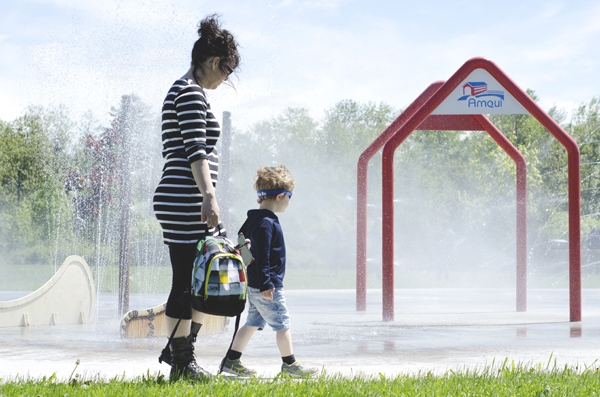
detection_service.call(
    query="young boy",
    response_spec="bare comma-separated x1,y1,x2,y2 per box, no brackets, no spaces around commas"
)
220,165,317,378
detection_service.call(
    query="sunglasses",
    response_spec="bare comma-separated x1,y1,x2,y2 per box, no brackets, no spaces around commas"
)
223,63,234,76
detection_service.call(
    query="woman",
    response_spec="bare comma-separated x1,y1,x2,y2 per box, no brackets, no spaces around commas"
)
153,14,240,381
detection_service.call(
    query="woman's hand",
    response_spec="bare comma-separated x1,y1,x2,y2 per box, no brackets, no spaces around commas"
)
201,195,220,228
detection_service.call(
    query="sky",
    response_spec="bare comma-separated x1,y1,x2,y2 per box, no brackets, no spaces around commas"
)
1,0,600,130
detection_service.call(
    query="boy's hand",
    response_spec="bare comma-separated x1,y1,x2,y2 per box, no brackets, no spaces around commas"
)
261,288,275,300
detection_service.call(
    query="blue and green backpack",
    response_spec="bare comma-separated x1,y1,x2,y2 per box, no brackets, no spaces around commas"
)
191,235,248,317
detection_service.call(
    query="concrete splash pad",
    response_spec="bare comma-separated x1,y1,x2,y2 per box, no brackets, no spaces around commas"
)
0,288,599,380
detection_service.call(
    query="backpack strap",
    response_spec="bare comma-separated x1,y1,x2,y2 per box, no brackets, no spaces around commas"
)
158,315,184,366
216,222,227,238
218,313,242,373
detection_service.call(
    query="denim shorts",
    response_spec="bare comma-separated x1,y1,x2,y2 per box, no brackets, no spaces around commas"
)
244,287,291,331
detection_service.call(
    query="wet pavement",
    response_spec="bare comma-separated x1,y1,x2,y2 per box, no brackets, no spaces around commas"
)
1,288,599,380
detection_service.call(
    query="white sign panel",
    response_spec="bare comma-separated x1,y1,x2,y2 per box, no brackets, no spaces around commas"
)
431,68,529,115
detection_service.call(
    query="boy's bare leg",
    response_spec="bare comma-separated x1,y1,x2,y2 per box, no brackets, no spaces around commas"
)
276,328,293,357
231,325,260,352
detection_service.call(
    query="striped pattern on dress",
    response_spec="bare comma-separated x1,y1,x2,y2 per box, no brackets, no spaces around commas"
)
153,78,224,245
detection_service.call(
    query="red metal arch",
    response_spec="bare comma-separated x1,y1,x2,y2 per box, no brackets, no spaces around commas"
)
382,114,528,311
356,81,444,311
379,57,581,322
356,81,529,314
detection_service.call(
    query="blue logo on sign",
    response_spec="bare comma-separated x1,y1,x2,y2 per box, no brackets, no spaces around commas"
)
458,82,504,109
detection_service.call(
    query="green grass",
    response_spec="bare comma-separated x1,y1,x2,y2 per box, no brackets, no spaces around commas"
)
0,264,56,291
3,263,600,293
0,264,516,292
0,264,172,294
2,360,600,396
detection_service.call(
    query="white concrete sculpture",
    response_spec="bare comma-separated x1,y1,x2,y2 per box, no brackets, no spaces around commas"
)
0,255,96,327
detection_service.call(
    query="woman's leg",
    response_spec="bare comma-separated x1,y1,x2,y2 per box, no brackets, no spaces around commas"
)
166,317,192,338
164,243,210,380
165,244,206,338
165,243,197,337
192,310,207,324
166,247,206,331
189,310,205,343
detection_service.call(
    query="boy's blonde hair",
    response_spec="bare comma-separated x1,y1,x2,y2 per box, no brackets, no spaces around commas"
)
254,165,295,203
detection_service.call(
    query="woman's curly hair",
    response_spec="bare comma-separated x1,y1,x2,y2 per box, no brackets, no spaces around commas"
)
191,14,240,82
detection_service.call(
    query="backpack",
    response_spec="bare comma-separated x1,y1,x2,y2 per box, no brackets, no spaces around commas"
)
159,234,250,370
191,235,247,317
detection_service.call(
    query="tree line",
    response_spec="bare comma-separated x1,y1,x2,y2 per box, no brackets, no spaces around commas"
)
0,93,599,277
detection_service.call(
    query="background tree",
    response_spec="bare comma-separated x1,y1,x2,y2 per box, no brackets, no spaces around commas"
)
1,93,599,290
0,107,74,264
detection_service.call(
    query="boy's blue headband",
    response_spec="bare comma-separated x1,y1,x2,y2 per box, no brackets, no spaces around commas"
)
257,189,293,199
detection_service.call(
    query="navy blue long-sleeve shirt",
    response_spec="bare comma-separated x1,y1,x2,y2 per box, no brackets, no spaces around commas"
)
240,209,286,292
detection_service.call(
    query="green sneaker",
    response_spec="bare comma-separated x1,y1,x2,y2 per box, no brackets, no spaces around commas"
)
219,357,256,377
280,361,318,378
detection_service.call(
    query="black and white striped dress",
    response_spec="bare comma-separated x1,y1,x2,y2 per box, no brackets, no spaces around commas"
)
153,78,224,245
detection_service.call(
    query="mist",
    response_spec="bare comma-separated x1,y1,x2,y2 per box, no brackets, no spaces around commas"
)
3,85,596,322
